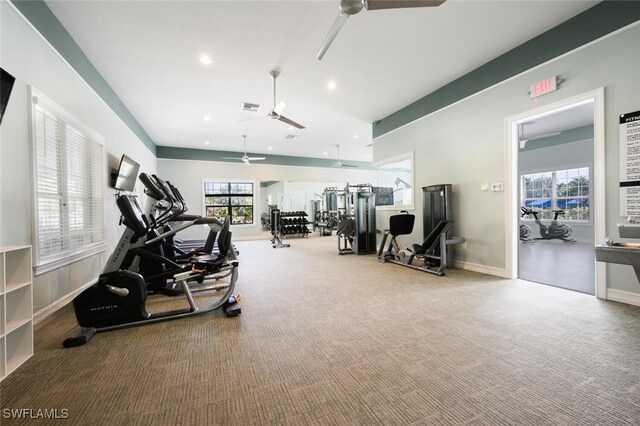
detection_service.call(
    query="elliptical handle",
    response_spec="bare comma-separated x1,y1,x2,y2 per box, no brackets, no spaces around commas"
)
139,172,165,201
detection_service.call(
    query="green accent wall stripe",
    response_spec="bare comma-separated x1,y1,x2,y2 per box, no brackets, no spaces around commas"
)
156,146,375,170
520,125,594,153
11,0,157,154
373,1,640,139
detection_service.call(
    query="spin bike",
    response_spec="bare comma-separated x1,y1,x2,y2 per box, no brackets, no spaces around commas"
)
521,207,575,243
520,207,534,244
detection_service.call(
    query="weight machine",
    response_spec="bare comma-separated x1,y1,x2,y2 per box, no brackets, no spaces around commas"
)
336,183,377,255
378,184,465,276
315,187,341,236
270,208,290,249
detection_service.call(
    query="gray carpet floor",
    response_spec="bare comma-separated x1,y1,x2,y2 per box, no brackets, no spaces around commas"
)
2,235,640,425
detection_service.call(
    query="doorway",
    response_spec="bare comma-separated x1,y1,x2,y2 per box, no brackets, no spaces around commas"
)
518,101,594,293
505,89,606,297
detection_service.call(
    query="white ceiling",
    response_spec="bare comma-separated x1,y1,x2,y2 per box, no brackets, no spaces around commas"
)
45,0,598,161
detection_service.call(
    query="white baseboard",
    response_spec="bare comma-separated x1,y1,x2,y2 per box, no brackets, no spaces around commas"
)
34,279,96,325
453,260,508,278
606,288,640,307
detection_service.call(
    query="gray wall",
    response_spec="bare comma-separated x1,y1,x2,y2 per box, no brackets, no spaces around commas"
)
374,23,640,292
519,139,594,243
0,2,156,313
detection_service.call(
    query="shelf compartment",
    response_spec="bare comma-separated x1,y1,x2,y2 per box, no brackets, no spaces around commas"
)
6,318,31,335
4,247,31,289
5,285,32,330
5,322,33,377
5,280,31,293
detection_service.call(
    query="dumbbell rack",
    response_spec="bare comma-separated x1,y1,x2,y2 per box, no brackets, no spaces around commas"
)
278,211,310,237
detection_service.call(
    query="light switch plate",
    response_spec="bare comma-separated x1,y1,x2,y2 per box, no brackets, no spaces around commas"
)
481,182,489,191
490,182,504,192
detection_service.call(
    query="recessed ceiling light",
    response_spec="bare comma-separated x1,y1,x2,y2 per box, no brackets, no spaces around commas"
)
353,134,359,139
204,141,210,145
204,115,211,121
268,146,273,151
199,54,213,65
326,80,337,91
323,151,328,155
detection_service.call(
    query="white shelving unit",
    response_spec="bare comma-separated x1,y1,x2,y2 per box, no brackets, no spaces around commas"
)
0,246,33,382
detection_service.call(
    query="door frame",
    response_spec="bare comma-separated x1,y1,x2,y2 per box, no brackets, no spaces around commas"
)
504,88,606,298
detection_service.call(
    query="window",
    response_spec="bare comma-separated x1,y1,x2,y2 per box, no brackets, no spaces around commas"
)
30,88,105,273
203,182,254,224
521,167,590,221
374,151,414,210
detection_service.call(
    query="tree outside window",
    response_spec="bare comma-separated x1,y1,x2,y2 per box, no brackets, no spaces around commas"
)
204,182,253,224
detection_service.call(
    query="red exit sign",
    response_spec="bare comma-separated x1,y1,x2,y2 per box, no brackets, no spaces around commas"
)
530,76,558,99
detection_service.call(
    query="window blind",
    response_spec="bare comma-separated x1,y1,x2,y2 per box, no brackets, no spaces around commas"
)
31,88,105,271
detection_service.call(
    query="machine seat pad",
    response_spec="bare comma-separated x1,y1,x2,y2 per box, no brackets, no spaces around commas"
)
390,213,415,236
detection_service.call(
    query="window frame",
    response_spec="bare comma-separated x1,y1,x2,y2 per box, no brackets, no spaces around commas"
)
202,179,256,226
373,151,415,211
520,165,591,223
28,87,107,274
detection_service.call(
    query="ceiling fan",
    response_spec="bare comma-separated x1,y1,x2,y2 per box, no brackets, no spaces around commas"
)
334,144,357,168
242,70,305,130
221,135,266,166
317,0,447,60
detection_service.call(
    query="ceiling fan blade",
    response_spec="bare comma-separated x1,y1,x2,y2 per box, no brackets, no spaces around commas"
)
273,101,286,116
247,157,266,161
317,13,349,60
221,157,243,160
340,164,358,168
365,0,446,11
278,115,305,129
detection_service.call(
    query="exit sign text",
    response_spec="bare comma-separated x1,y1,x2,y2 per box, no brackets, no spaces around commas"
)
529,76,558,99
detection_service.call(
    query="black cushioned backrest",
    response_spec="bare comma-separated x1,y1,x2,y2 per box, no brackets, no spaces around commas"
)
389,214,415,236
203,229,217,254
217,216,231,256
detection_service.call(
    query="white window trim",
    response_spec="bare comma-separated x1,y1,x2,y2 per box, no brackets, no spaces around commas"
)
201,178,258,227
373,151,415,211
28,86,107,274
520,165,592,223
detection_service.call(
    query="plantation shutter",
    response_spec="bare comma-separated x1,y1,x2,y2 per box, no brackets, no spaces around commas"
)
31,88,105,272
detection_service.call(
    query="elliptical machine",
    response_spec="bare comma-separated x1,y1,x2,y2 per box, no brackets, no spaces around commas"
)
521,207,575,243
63,195,241,347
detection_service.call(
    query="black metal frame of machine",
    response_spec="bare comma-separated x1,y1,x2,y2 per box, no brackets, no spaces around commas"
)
337,183,377,255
